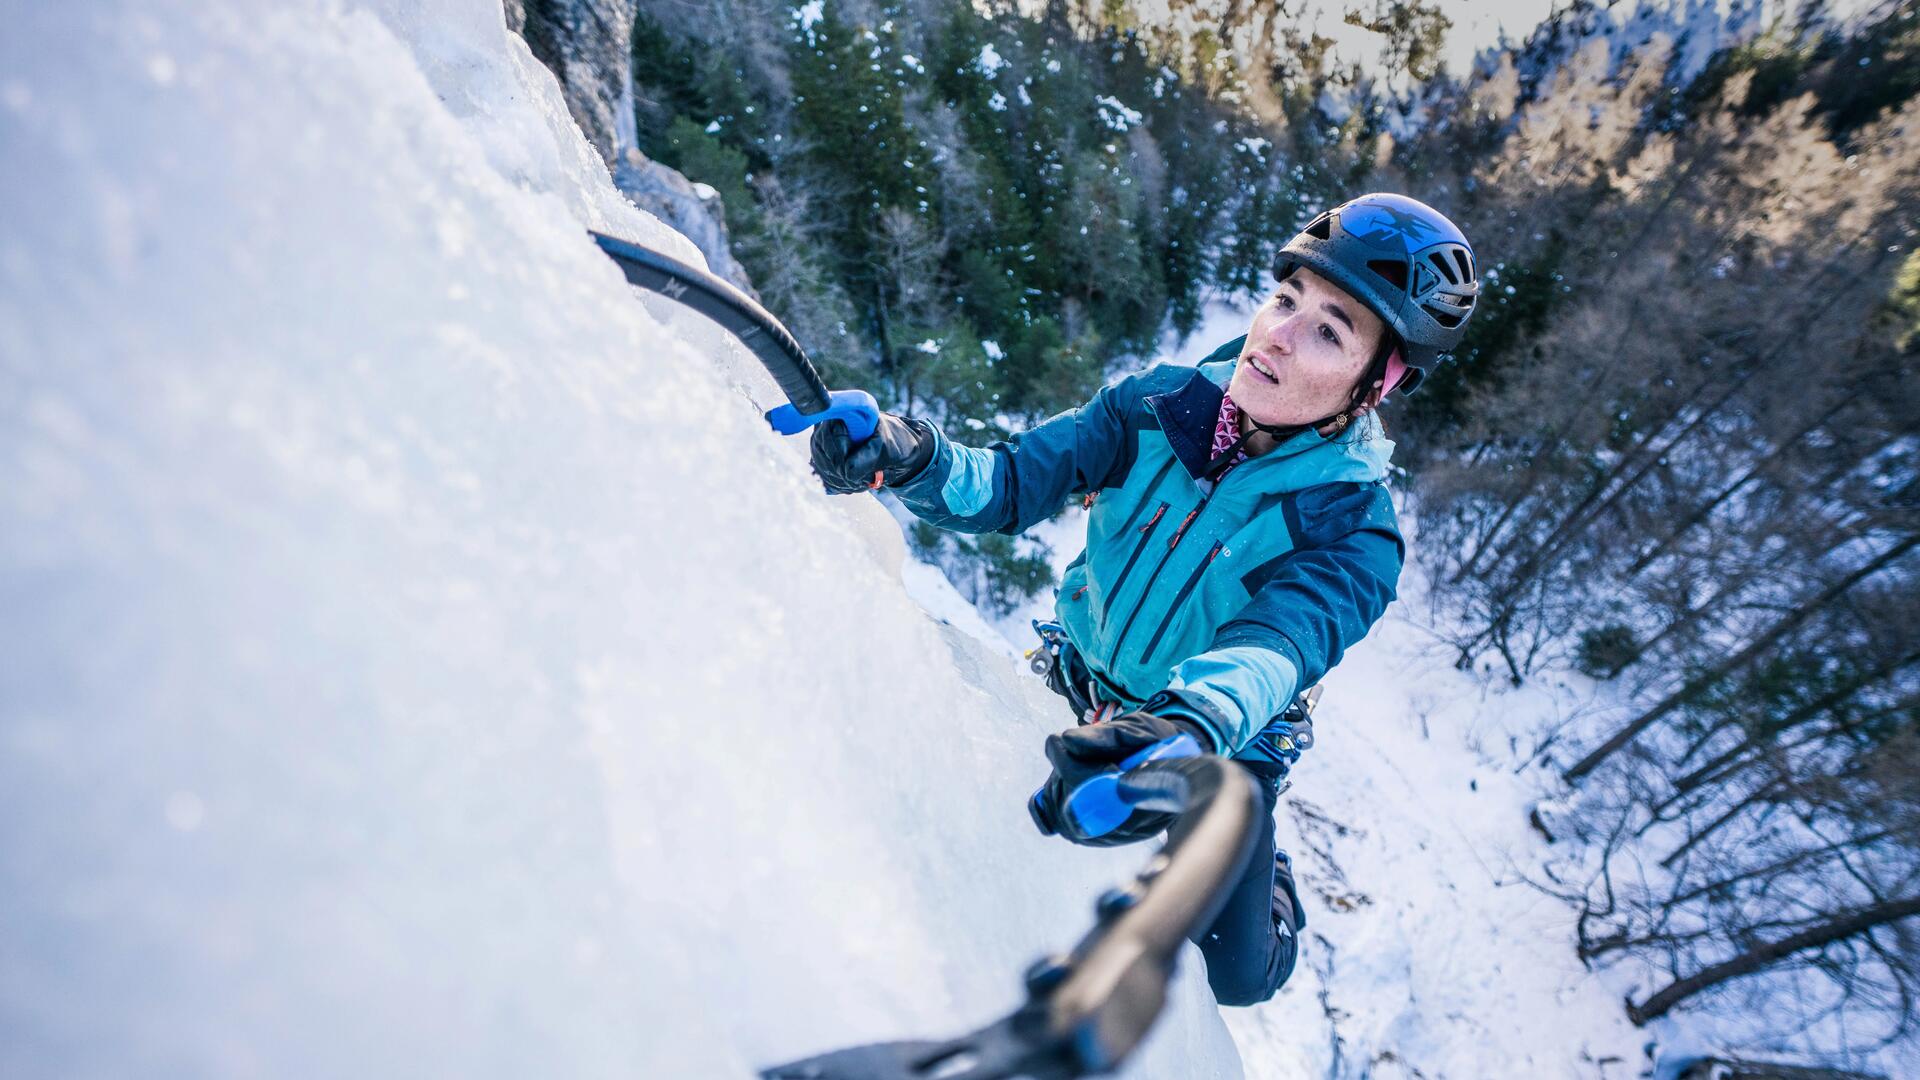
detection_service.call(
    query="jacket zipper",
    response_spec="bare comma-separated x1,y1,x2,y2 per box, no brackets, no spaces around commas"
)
1110,456,1179,535
1106,499,1208,670
1099,434,1267,672
1138,541,1225,662
1106,501,1169,602
1070,457,1179,609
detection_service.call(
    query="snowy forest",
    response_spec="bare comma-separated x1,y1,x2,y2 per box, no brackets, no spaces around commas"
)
560,0,1920,1065
4,0,1918,1077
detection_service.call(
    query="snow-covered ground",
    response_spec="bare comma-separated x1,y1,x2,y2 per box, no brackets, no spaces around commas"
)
1218,549,1652,1079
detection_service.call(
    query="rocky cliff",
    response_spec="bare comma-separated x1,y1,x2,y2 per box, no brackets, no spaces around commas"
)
506,0,753,292
611,148,756,293
506,0,636,163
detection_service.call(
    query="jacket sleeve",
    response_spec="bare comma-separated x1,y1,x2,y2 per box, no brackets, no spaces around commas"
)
1157,483,1404,754
889,369,1158,535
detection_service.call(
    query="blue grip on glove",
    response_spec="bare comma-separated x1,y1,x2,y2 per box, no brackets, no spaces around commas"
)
766,388,879,443
1031,733,1203,839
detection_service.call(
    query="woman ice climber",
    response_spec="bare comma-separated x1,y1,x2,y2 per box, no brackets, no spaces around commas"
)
811,193,1479,1006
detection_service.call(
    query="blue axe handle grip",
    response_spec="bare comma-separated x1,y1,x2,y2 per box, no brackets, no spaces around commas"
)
1029,734,1204,840
766,389,880,444
1068,734,1204,838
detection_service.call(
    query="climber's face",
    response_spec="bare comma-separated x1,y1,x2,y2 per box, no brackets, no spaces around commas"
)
1229,268,1387,430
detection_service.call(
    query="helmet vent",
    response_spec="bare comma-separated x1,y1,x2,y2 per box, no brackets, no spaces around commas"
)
1427,251,1460,286
1452,249,1473,282
1305,213,1333,240
1367,259,1409,291
1424,290,1473,329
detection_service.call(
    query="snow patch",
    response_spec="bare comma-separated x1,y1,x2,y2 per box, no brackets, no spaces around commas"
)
793,0,825,46
1095,94,1143,132
976,43,1007,78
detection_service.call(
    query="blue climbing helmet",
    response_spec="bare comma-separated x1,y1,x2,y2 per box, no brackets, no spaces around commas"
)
1274,192,1478,396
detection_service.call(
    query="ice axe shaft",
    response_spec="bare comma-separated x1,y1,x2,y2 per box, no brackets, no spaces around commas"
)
589,231,879,442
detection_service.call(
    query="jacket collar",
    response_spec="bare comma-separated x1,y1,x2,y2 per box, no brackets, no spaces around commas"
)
1145,364,1226,480
1143,336,1395,487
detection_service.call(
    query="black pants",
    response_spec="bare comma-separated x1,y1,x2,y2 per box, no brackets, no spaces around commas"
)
1187,759,1298,1006
1041,639,1298,1006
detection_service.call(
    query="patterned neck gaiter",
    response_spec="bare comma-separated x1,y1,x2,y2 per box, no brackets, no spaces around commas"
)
1210,392,1252,474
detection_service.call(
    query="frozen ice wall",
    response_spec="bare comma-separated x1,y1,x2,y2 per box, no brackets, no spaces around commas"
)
0,2,1241,1076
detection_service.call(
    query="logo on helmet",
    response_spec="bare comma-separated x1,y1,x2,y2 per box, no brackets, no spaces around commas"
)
1343,202,1445,252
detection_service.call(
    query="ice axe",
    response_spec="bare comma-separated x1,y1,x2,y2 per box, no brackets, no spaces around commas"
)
589,231,879,442
760,753,1260,1080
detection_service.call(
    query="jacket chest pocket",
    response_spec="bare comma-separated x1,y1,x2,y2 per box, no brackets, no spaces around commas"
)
1106,500,1170,599
1135,538,1226,666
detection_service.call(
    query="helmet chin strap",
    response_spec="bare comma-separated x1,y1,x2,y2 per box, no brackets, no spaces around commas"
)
1223,336,1397,463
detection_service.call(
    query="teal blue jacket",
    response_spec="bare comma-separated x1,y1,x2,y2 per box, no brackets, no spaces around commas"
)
892,338,1404,758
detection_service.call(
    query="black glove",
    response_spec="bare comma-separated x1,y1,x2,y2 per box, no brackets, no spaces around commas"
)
809,412,937,494
1033,711,1212,847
